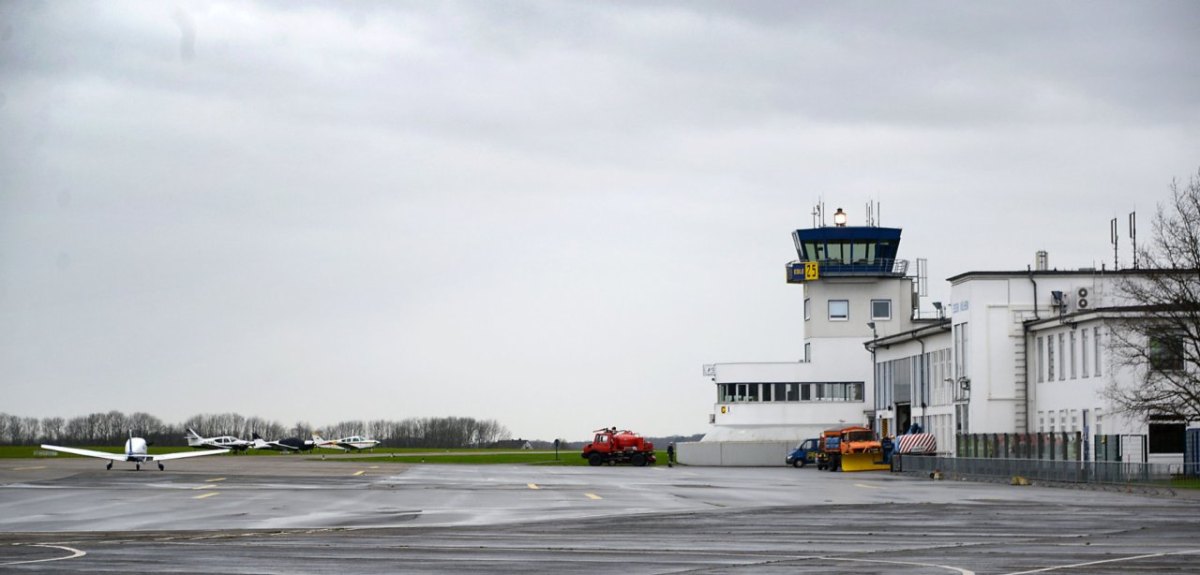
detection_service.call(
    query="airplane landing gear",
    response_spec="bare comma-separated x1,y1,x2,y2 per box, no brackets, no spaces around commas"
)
158,462,164,471
106,461,112,470
135,463,141,471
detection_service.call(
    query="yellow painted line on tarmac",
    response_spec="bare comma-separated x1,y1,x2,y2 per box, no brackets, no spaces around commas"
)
584,492,602,500
13,466,46,471
205,477,226,483
853,483,882,489
192,484,217,490
527,483,540,490
192,492,219,500
352,470,365,476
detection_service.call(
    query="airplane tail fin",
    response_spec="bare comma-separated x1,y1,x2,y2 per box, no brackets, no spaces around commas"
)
312,431,325,442
185,427,203,447
252,432,263,440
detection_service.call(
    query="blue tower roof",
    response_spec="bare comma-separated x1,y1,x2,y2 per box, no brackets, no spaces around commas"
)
787,226,906,282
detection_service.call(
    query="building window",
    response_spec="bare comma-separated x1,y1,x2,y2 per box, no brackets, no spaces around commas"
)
828,300,849,321
1037,336,1045,383
1082,329,1090,378
1094,327,1102,376
804,298,811,321
871,299,892,320
1149,332,1185,372
1058,333,1065,381
1047,334,1056,381
804,342,811,362
1149,421,1185,453
1069,331,1077,379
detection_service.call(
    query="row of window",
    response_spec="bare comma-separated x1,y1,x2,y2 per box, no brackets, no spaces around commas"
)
1036,327,1103,383
717,382,864,403
805,298,892,322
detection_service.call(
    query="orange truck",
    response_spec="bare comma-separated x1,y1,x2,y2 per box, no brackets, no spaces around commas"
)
816,425,890,472
581,428,656,467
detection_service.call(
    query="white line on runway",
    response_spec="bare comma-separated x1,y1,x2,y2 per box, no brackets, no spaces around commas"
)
352,470,365,476
1002,549,1200,574
0,544,86,566
853,483,882,489
818,555,974,575
205,477,226,482
584,493,602,500
193,492,219,500
192,484,216,490
12,466,46,471
527,483,540,490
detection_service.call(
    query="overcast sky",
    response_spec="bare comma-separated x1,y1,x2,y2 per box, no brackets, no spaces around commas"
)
2,1,1198,440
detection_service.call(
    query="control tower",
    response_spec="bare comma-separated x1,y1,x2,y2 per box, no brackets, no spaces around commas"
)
697,207,923,456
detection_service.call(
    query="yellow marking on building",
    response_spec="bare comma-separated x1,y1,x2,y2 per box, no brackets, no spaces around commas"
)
584,492,602,500
192,484,217,490
205,477,226,483
527,483,540,490
192,492,219,500
352,470,365,476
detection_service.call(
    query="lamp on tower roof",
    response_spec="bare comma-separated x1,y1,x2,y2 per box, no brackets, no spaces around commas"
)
833,208,847,227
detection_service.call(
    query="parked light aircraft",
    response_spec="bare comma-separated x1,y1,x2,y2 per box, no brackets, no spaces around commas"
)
312,432,380,451
41,436,225,470
186,428,253,451
250,432,314,452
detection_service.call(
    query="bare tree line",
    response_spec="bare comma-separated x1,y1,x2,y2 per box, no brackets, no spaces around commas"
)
0,412,510,448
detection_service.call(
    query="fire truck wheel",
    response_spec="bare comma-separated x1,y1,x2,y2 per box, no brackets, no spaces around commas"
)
588,453,604,466
631,453,647,467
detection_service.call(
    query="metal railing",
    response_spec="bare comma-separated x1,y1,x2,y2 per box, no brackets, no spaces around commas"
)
895,455,1199,486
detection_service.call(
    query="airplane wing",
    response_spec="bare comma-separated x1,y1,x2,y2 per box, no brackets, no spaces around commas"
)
151,449,227,461
270,441,300,451
40,444,127,461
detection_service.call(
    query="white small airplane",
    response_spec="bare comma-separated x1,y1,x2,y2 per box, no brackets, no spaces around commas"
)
186,428,253,452
41,435,226,471
250,432,314,452
312,432,380,451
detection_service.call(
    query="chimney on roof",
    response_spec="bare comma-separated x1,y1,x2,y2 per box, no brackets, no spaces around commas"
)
1035,250,1049,271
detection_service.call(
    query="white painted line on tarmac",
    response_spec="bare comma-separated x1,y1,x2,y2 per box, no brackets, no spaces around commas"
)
853,483,882,489
527,483,540,490
193,492,219,500
0,544,86,566
12,466,46,471
1002,548,1200,574
352,470,365,476
820,556,974,575
192,484,216,490
584,493,602,500
205,477,226,482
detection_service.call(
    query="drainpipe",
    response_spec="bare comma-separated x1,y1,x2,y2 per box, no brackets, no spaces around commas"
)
1023,266,1040,434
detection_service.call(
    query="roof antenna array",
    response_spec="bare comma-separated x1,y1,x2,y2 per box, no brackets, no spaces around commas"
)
1129,211,1138,269
1110,217,1120,270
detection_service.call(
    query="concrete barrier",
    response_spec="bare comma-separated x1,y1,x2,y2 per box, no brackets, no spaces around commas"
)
676,441,794,466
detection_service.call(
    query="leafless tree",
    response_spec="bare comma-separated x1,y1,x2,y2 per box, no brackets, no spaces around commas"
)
1108,167,1200,423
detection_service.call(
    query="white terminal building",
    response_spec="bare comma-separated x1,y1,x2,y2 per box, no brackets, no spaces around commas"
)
684,208,1190,466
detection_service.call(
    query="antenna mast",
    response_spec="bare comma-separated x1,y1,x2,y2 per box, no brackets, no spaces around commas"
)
1110,218,1120,270
1129,211,1138,269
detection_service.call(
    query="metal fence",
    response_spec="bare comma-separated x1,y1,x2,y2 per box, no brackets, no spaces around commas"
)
955,432,1083,461
894,455,1198,485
